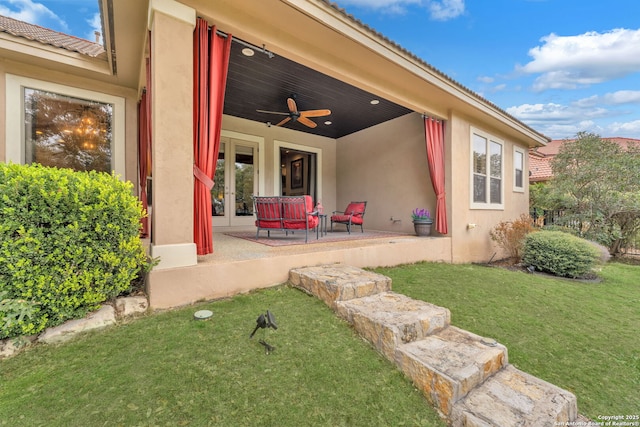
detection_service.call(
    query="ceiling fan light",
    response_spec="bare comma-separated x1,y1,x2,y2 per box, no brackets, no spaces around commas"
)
324,121,332,125
241,47,255,57
370,99,380,105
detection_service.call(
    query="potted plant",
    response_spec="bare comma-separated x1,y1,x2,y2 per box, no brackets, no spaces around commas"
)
411,208,433,236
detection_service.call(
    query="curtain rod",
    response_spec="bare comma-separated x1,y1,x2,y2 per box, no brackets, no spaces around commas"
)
215,29,274,59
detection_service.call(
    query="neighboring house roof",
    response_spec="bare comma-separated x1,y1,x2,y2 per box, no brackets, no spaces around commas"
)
529,155,553,183
0,15,105,57
529,136,640,183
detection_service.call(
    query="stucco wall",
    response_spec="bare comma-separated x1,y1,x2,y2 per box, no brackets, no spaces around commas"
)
337,110,531,263
448,112,530,263
336,112,437,235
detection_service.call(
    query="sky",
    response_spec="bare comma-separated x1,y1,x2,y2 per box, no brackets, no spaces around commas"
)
2,0,639,140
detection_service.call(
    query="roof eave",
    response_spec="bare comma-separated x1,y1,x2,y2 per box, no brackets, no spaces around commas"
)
0,33,111,76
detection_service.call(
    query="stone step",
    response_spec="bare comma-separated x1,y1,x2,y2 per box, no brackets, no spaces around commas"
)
289,264,391,307
335,291,451,361
450,364,578,427
395,326,508,417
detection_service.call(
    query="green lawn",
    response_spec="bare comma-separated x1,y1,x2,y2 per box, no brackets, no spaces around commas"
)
0,286,444,427
375,260,640,419
1,261,637,425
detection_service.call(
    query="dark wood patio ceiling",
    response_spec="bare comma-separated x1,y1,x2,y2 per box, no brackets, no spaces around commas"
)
223,40,413,139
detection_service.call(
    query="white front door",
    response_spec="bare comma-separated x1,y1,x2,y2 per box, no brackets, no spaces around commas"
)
212,137,258,227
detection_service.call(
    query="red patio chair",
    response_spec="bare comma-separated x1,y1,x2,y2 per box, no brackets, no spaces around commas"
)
330,201,367,234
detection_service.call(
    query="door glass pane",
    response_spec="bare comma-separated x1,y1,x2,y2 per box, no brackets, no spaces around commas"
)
24,88,113,172
211,143,225,217
234,145,254,217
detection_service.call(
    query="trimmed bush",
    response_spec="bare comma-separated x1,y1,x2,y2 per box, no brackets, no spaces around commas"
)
0,163,148,339
522,230,600,278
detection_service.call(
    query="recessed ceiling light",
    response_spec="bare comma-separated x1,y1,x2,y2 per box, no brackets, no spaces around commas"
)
324,121,332,125
370,99,380,105
241,47,255,57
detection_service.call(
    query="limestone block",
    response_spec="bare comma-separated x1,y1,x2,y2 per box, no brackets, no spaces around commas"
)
38,305,116,344
115,296,149,318
290,264,391,307
395,326,508,417
450,364,578,426
335,292,450,361
0,339,20,359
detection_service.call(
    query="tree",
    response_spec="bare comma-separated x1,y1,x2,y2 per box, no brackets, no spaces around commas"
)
546,132,640,255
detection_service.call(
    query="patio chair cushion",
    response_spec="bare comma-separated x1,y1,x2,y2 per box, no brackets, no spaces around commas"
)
283,195,319,229
255,196,283,228
331,214,363,225
331,202,366,225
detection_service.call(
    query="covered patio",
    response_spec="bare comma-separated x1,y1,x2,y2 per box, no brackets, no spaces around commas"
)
148,229,451,309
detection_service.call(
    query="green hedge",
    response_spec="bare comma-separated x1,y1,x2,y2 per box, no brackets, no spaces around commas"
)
0,163,148,339
522,230,600,278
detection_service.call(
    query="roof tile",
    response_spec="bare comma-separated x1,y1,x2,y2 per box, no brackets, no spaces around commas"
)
0,14,105,57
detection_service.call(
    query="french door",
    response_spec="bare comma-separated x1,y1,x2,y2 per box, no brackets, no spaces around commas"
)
211,137,258,227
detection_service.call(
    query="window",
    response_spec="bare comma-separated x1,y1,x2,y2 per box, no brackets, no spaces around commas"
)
25,89,112,172
513,146,525,192
5,74,125,175
471,128,503,209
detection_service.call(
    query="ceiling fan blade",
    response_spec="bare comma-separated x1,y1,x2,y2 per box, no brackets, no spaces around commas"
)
275,117,291,127
287,97,298,114
297,116,318,128
256,109,290,115
300,109,331,118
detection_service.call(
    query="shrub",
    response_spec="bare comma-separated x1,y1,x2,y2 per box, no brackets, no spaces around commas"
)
586,240,611,265
489,214,536,262
0,163,149,339
522,230,600,278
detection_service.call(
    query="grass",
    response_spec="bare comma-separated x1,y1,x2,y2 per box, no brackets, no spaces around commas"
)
1,261,637,425
0,286,445,427
374,260,640,419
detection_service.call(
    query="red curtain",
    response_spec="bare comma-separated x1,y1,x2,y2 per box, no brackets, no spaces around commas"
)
137,33,152,238
137,92,149,237
424,117,448,234
193,18,232,255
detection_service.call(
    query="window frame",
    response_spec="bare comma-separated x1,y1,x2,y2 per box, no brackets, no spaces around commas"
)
513,145,525,193
5,74,125,176
470,127,504,210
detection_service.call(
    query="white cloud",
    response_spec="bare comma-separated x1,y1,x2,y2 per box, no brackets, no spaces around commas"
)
507,100,640,139
507,102,609,123
86,12,102,43
519,28,640,91
428,0,464,21
608,119,640,135
477,76,494,84
0,0,69,32
506,102,614,139
336,0,464,20
572,91,640,108
602,90,640,105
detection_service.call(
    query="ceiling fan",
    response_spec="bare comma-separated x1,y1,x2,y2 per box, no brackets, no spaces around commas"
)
257,96,331,128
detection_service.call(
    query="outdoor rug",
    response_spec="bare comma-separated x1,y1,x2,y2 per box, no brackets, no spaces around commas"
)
225,229,407,247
